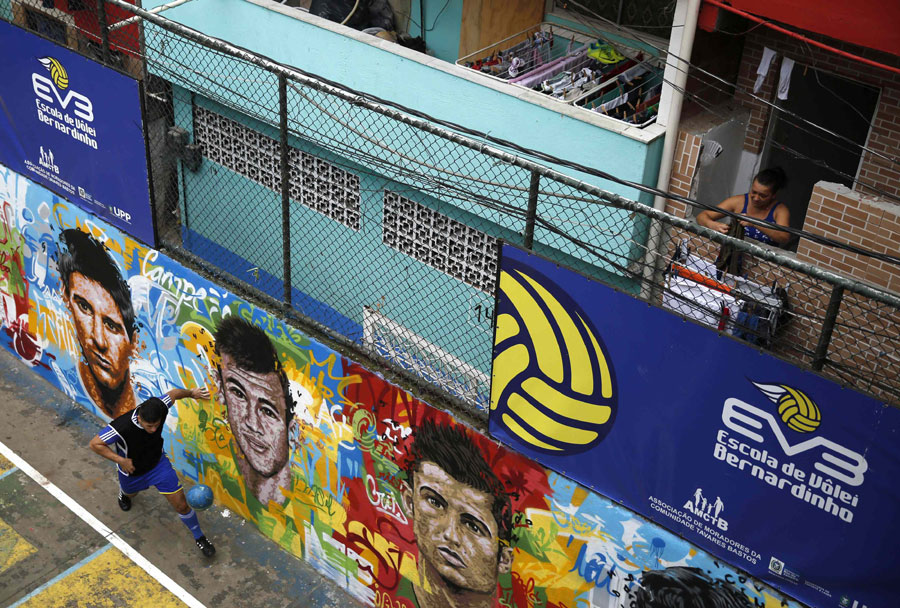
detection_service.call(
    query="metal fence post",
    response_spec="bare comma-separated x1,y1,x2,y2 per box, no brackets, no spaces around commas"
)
279,74,292,306
96,0,111,65
523,171,540,249
812,285,844,371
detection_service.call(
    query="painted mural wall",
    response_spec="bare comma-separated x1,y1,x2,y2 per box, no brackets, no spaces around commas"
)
0,164,801,608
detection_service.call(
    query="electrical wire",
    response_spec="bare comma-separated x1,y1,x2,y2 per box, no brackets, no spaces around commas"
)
557,5,900,204
143,46,900,395
563,0,900,167
149,53,533,222
155,39,900,267
703,0,900,77
425,0,450,32
126,15,900,267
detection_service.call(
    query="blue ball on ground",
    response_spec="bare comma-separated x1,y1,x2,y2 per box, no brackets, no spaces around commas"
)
186,484,214,510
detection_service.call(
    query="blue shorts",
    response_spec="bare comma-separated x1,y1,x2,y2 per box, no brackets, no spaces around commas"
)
118,456,182,496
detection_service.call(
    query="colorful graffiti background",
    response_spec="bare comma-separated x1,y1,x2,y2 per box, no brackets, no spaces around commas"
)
0,165,801,608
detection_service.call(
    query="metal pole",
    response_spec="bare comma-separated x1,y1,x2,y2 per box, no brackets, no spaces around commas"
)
523,171,540,249
96,0,112,65
279,74,292,307
812,285,844,371
640,0,701,302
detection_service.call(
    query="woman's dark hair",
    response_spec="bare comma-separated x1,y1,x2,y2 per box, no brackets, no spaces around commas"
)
753,167,787,193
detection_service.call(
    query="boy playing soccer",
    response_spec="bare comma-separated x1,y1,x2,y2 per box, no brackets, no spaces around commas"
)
89,386,216,557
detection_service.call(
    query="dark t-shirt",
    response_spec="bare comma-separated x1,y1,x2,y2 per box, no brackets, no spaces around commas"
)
98,394,173,476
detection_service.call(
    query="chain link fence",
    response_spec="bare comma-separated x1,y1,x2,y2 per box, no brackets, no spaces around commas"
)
5,0,899,419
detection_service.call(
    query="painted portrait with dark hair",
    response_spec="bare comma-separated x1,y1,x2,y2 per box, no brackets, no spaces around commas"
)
631,567,752,608
213,315,294,507
401,418,514,608
57,228,137,418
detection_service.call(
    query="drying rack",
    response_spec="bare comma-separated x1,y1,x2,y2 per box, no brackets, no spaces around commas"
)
456,22,664,128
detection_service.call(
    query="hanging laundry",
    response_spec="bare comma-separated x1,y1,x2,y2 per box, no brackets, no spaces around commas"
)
777,57,795,100
754,47,777,93
596,89,635,114
616,63,651,85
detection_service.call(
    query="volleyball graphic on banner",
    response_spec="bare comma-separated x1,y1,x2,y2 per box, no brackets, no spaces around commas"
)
753,381,822,433
490,257,617,454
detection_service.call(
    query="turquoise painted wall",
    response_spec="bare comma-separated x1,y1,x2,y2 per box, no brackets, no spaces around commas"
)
405,0,464,63
143,5,663,275
172,87,637,387
142,0,662,203
176,90,507,381
146,0,664,385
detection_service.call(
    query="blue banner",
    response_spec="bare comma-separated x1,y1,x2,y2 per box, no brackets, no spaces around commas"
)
490,242,899,608
0,21,154,245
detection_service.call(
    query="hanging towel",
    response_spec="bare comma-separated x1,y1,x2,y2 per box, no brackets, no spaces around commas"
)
596,91,630,113
777,57,795,100
754,47,776,93
616,63,651,85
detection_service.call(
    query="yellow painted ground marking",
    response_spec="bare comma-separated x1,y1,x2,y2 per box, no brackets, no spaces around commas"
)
0,516,37,574
0,454,13,474
17,546,187,607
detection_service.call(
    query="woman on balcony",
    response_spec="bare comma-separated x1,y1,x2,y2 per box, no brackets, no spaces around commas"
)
697,167,792,246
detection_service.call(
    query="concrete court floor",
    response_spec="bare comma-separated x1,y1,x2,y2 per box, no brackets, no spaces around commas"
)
0,346,360,608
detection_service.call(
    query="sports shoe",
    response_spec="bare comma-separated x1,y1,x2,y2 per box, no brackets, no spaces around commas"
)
588,42,625,64
196,535,216,557
117,493,132,511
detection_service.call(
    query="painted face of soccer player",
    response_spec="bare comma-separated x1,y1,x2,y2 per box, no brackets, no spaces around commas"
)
65,272,135,397
219,353,290,478
407,461,512,597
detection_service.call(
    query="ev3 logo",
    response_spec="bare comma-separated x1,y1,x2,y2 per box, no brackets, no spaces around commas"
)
722,382,868,486
768,556,784,575
38,146,59,174
683,487,728,531
32,56,94,122
839,596,867,608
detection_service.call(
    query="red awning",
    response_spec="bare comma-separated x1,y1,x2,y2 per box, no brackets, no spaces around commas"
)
701,0,900,58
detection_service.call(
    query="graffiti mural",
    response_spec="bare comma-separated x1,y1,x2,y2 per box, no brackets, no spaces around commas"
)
0,164,802,608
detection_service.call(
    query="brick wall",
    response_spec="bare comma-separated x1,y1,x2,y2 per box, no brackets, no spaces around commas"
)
797,182,900,292
665,130,703,218
790,183,900,401
659,172,900,403
733,28,900,200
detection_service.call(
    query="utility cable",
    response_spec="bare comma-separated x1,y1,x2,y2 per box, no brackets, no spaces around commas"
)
109,11,900,267
563,0,900,166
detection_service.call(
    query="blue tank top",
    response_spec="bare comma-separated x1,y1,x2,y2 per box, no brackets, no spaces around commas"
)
741,193,780,245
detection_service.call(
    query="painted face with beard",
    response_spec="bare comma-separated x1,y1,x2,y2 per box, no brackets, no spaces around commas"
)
65,272,134,405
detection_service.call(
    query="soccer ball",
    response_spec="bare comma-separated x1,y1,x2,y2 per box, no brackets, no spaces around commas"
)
186,484,214,510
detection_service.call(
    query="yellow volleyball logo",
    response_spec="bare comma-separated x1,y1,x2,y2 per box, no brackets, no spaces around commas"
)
490,259,616,453
752,381,822,433
38,57,69,90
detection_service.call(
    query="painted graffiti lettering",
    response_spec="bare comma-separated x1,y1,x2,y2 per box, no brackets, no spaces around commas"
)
374,588,413,608
295,476,337,517
570,543,620,595
365,474,408,524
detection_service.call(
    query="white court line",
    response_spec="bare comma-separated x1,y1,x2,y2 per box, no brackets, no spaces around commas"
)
0,440,207,608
